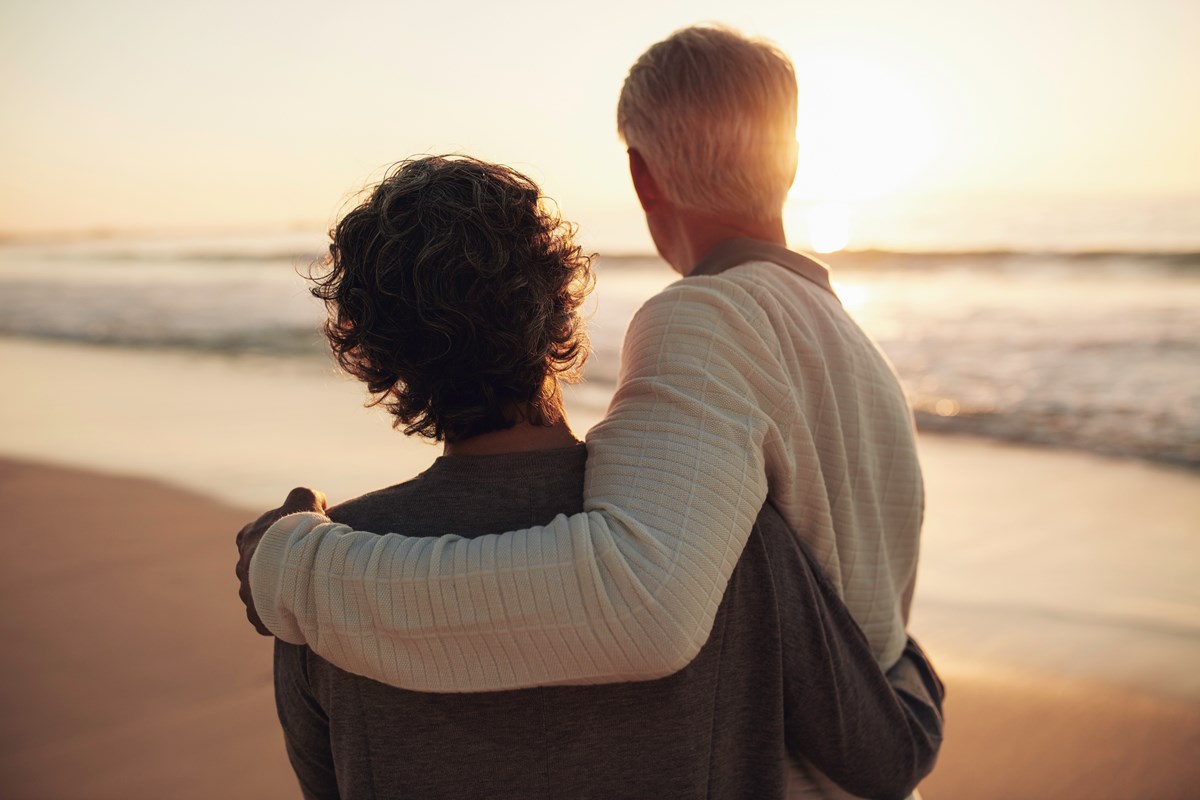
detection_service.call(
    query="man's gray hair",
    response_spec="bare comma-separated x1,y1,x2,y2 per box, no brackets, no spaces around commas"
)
617,25,798,222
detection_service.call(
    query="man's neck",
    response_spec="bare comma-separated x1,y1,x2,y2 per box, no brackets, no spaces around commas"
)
442,417,579,457
663,209,788,276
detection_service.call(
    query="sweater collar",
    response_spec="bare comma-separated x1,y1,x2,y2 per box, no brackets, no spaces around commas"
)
689,237,837,298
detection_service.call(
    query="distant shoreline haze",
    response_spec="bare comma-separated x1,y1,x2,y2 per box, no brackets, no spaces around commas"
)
1,231,1197,469
3,194,1200,255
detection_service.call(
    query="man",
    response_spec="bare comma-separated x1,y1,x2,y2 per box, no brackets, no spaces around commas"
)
239,25,931,797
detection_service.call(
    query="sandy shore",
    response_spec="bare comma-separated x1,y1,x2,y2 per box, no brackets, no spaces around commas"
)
2,338,1198,797
1,455,1197,799
0,458,287,798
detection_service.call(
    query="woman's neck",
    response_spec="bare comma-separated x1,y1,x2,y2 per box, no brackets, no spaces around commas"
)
442,416,580,457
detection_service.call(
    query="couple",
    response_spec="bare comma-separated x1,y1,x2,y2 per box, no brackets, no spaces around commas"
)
235,24,943,799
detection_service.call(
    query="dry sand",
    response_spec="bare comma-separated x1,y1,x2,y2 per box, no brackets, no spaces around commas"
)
1,455,1197,799
0,458,288,799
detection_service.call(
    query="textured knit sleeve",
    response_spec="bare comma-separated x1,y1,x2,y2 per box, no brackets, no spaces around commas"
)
250,280,794,691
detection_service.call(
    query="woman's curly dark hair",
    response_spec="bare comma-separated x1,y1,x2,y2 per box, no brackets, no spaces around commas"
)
310,156,594,443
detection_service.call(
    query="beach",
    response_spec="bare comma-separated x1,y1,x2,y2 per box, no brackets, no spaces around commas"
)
1,338,1198,798
3,451,1197,799
5,2,1200,795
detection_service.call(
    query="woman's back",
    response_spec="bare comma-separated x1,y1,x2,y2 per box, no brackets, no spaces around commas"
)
275,443,940,800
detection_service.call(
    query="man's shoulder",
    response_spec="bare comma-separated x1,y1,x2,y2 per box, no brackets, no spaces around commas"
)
629,259,833,355
649,258,828,314
634,269,771,336
710,259,833,306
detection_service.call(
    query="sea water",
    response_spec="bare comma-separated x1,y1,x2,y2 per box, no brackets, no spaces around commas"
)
3,218,1197,699
1,228,1197,468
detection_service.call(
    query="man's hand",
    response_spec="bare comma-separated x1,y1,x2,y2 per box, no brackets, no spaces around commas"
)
235,487,328,636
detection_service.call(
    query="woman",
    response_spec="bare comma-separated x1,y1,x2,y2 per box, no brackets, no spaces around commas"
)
269,155,942,799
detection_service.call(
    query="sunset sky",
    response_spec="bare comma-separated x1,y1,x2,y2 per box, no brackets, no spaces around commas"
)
2,0,1197,249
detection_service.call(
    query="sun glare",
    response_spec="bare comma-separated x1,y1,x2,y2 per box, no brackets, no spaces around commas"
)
784,53,943,252
793,55,939,201
804,201,851,253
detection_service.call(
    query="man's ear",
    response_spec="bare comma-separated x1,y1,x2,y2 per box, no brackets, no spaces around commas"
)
628,149,663,212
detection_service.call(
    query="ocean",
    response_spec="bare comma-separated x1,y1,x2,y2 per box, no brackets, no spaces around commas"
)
2,209,1198,711
2,221,1198,469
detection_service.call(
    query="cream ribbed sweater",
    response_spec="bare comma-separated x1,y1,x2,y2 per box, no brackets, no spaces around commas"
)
251,251,923,695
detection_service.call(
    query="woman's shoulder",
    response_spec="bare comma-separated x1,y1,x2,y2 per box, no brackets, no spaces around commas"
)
328,444,588,536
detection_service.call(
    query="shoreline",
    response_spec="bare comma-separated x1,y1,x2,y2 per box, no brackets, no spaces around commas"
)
4,332,1197,474
0,455,1196,799
4,336,1199,795
3,337,1198,695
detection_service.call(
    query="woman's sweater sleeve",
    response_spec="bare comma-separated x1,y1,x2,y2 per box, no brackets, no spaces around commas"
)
250,280,792,691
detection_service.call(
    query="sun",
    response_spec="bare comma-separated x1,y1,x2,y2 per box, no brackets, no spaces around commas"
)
784,54,942,252
793,55,939,201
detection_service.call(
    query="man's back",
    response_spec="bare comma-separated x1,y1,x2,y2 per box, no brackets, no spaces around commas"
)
274,443,938,800
616,240,923,667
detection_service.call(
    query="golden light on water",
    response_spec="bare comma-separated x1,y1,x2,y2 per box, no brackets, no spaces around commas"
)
830,279,869,310
934,398,961,417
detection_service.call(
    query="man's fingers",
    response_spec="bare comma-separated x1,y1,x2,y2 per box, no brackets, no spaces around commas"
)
249,613,271,637
233,487,324,638
238,570,271,636
282,487,327,514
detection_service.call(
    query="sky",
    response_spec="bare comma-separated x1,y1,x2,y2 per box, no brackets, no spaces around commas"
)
1,0,1197,250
